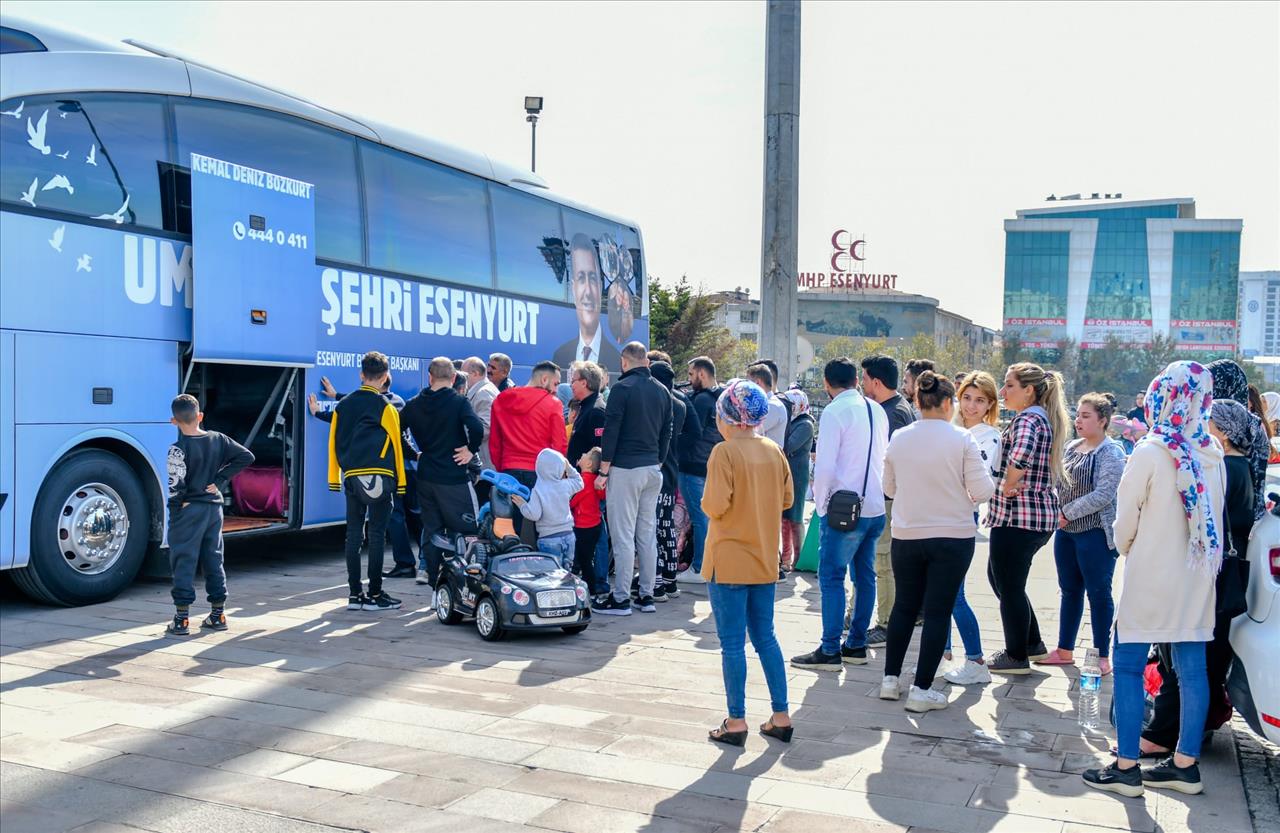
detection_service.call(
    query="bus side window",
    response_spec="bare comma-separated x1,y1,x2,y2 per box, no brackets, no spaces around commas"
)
0,94,169,230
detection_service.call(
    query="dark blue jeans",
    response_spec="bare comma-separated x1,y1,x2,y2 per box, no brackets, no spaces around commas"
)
678,474,708,571
1113,637,1208,760
818,514,886,654
1053,527,1116,657
593,500,611,595
708,581,789,719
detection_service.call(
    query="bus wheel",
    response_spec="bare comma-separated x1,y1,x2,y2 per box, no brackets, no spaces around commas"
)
13,450,150,606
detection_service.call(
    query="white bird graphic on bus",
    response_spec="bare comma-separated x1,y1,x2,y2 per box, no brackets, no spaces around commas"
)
56,150,69,159
49,224,65,253
85,144,97,166
42,174,74,195
27,110,50,154
76,254,93,273
1,100,24,119
93,194,130,224
19,177,38,207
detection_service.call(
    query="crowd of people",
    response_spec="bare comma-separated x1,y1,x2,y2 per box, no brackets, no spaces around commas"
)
162,339,1276,800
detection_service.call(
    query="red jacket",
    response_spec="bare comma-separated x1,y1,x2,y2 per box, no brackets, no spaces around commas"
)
489,387,568,472
571,471,605,528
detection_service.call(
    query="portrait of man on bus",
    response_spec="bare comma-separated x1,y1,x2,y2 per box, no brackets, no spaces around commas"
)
553,232,621,372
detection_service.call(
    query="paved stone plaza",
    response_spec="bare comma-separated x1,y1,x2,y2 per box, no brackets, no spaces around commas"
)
0,526,1260,833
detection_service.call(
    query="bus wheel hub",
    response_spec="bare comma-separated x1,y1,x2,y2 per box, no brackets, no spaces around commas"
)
58,484,129,574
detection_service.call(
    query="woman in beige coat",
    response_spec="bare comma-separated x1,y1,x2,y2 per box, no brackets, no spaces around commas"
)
1083,361,1224,799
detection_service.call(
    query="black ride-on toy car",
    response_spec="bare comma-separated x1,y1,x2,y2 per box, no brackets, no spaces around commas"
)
432,470,591,641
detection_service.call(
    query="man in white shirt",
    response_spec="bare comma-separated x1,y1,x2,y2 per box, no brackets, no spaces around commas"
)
748,363,788,448
791,357,889,670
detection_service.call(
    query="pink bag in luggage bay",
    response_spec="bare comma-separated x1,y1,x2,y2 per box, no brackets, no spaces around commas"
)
231,466,288,517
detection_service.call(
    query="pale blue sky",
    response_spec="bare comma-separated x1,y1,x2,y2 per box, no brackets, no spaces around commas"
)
4,0,1277,328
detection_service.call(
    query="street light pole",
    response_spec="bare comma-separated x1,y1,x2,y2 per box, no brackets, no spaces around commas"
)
524,96,543,172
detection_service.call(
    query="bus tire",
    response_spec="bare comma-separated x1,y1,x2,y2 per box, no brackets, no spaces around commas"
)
12,450,150,606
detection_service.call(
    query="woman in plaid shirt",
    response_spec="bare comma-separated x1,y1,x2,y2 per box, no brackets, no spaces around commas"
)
985,362,1072,675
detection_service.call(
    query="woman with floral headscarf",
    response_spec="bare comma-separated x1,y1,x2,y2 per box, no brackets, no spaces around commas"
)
780,388,815,573
1083,362,1225,799
702,379,795,746
1207,359,1269,519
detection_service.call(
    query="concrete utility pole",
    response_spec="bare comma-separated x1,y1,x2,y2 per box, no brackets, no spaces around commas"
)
759,0,800,386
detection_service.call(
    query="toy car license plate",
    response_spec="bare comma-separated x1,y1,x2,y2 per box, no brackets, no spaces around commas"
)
542,607,574,618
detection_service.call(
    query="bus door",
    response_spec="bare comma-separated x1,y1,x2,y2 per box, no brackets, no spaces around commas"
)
186,153,316,532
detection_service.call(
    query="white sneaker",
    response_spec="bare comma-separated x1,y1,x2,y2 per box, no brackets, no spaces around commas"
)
415,569,430,585
676,568,706,585
905,686,948,713
879,675,901,701
944,660,992,687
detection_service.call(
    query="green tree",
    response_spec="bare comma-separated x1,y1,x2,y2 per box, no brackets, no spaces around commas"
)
647,274,693,353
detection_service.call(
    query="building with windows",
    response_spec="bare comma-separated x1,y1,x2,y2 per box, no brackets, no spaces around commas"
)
795,287,996,372
710,288,761,341
1238,271,1280,384
1003,197,1242,354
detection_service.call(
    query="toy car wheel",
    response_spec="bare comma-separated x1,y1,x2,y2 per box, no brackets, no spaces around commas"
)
475,596,504,641
436,584,462,625
561,625,588,635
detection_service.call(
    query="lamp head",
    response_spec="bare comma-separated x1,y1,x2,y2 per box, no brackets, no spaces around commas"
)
524,96,543,115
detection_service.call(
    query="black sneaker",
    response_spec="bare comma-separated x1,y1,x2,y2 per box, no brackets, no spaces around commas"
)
1027,641,1050,662
663,582,681,599
166,614,190,636
200,611,228,631
347,594,365,611
841,645,870,665
633,595,656,613
1142,757,1203,795
1083,761,1144,798
987,650,1031,675
791,648,843,671
652,586,669,603
592,595,633,617
362,591,402,611
865,626,889,647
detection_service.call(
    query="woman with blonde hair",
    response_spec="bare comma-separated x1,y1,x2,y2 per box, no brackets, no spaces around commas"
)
941,371,1002,686
984,362,1071,675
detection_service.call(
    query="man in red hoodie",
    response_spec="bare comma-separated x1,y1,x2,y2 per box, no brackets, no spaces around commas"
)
489,360,568,537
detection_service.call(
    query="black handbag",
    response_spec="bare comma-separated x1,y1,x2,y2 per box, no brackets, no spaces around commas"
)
1215,467,1250,619
825,398,875,532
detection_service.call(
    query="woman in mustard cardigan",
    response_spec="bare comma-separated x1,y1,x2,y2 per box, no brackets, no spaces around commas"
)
702,379,795,747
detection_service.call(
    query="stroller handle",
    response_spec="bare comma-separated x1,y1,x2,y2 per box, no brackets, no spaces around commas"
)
480,469,532,501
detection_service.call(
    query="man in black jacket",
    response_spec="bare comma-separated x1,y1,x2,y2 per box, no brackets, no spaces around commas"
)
593,342,672,615
648,361,688,601
567,361,608,465
676,355,723,583
399,356,484,608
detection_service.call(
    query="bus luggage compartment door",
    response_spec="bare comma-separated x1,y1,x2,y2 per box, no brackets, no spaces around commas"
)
189,153,316,367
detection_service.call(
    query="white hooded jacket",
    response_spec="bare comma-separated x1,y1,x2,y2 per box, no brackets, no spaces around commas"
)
517,448,583,538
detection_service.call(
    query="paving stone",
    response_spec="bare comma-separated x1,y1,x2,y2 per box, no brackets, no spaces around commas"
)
217,749,315,777
66,724,253,767
165,716,348,756
366,772,478,808
0,799,101,833
273,758,400,792
970,783,1156,830
529,800,720,833
0,734,124,772
758,808,907,833
317,740,529,787
444,787,562,824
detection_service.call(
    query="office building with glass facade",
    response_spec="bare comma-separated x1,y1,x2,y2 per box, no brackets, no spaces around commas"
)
1003,197,1242,353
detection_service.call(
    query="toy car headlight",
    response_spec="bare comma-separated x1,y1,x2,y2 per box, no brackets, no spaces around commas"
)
512,589,530,606
575,585,587,602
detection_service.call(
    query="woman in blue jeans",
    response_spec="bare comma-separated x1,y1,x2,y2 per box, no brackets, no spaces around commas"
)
1038,393,1126,676
700,380,794,746
1083,362,1225,798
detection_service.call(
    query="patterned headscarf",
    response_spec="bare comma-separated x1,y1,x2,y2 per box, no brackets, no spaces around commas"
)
1139,361,1222,575
782,388,810,416
1211,399,1254,452
716,379,770,427
1208,359,1249,405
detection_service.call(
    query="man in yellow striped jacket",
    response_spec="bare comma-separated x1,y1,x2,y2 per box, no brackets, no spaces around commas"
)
326,351,406,611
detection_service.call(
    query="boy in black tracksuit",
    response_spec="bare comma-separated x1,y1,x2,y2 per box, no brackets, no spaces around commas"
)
399,357,484,603
166,394,254,635
327,351,407,611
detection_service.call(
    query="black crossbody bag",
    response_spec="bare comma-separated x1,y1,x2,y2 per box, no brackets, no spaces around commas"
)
1215,467,1250,619
826,398,874,532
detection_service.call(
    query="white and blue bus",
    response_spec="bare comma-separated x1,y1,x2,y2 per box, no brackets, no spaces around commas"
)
0,17,648,605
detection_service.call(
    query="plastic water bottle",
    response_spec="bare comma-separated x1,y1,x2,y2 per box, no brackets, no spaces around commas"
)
1078,648,1102,730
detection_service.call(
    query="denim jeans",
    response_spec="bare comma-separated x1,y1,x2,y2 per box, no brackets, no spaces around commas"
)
1053,527,1116,657
537,531,576,571
593,501,611,595
678,473,708,571
1113,637,1208,760
818,514,886,654
388,494,416,569
708,581,789,719
944,578,983,660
